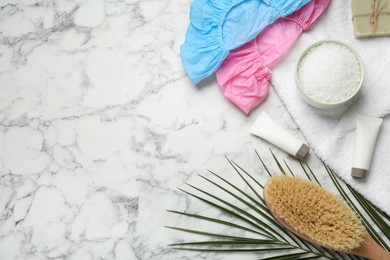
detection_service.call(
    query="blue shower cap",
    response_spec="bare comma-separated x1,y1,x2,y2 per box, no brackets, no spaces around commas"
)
181,0,312,84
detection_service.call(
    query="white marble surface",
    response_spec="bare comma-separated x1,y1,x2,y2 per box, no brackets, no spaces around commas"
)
0,0,344,259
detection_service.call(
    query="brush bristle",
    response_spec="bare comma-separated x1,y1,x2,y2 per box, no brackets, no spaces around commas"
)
265,176,366,251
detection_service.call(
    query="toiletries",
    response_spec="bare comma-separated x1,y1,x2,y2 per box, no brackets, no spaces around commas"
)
250,112,310,160
352,114,383,178
352,0,390,38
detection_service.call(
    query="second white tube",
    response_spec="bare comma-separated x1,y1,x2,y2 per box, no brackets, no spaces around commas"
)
351,114,383,178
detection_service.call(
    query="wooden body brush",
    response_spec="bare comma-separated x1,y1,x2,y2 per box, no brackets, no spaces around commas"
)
264,176,390,260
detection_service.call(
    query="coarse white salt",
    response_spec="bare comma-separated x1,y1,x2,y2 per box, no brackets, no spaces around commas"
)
298,42,361,104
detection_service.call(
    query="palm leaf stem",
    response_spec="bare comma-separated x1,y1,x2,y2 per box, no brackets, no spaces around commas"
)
169,240,283,246
260,252,312,260
172,245,334,259
169,247,296,252
168,230,335,260
309,244,347,260
287,257,326,260
168,223,353,260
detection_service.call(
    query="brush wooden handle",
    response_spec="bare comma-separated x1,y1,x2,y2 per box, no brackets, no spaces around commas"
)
350,234,390,260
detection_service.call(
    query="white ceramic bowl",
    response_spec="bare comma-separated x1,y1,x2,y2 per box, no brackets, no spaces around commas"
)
295,40,364,110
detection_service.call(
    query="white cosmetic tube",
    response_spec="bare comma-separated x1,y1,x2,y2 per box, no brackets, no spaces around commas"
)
351,114,383,178
250,112,310,160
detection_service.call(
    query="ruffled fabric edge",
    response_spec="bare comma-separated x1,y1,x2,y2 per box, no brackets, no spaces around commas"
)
180,0,232,85
272,0,313,17
216,41,271,115
283,0,330,30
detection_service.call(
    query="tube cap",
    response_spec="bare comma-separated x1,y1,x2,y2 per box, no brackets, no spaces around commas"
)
295,143,310,161
351,168,367,178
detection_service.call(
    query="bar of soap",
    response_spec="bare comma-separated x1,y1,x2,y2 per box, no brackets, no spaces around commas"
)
352,0,390,38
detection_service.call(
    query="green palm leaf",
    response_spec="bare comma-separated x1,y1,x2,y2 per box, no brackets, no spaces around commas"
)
260,252,313,260
167,150,390,259
324,164,390,252
167,210,267,236
177,187,276,240
165,226,276,243
169,240,285,247
168,247,298,253
346,185,390,240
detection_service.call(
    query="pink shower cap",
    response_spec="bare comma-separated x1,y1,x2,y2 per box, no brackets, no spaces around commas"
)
216,0,330,114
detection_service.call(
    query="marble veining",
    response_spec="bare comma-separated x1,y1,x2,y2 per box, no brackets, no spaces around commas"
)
0,0,344,259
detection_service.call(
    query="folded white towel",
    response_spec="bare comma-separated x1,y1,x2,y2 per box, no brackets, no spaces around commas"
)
272,0,390,214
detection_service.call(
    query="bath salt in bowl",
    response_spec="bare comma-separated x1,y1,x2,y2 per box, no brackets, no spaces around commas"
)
295,40,364,109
